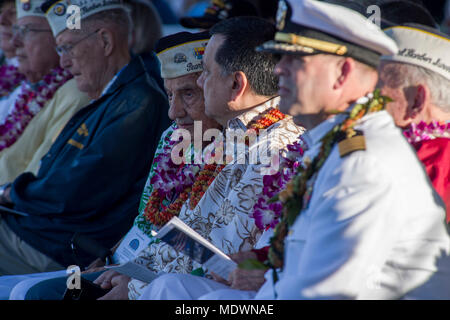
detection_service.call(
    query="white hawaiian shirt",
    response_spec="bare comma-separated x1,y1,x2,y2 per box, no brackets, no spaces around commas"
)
128,96,305,299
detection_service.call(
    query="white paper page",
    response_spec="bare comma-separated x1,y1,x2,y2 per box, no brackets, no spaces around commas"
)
105,260,165,283
113,225,152,264
203,254,238,280
156,217,231,260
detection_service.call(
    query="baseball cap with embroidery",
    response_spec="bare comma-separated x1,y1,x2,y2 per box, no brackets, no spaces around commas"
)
382,24,450,80
16,0,46,18
41,0,128,37
155,31,210,79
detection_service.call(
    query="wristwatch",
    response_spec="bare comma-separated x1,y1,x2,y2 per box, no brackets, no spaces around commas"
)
0,183,12,204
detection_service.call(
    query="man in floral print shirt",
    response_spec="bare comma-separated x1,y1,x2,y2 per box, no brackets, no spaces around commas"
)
15,16,304,301
124,16,303,300
139,0,450,301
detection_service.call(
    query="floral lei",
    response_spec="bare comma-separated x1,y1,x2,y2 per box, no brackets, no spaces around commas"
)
143,128,201,227
189,108,286,210
251,138,305,231
0,67,73,151
403,121,450,144
144,107,286,227
268,90,391,281
0,64,25,97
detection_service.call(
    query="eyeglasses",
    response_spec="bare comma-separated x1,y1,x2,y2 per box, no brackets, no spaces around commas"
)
12,24,51,39
55,29,100,57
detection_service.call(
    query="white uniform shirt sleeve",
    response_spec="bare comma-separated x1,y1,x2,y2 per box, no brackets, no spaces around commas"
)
274,150,399,299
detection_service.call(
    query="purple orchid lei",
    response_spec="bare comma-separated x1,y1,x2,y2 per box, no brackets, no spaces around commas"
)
403,121,450,144
0,64,25,97
0,67,73,151
251,137,306,231
150,128,201,200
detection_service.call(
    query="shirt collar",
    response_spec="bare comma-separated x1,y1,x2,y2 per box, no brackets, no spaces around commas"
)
301,113,346,149
7,57,19,67
300,94,371,148
100,63,129,98
226,96,280,130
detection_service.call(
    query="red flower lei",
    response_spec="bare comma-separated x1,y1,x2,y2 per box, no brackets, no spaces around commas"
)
0,67,73,151
189,107,286,210
143,129,200,227
145,107,286,227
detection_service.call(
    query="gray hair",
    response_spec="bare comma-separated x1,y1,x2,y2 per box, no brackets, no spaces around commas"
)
125,0,162,54
81,8,132,44
380,61,450,112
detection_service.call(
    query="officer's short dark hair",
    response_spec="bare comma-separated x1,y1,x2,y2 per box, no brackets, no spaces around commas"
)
209,16,279,97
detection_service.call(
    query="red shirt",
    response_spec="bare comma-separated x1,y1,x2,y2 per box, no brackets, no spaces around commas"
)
412,137,450,221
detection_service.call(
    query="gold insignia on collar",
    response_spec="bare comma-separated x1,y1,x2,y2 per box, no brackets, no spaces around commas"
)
67,139,84,150
338,135,366,157
77,123,89,137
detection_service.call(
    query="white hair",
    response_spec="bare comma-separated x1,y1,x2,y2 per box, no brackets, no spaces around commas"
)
380,61,450,112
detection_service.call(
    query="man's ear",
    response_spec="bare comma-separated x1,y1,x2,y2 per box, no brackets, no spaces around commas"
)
333,57,354,90
98,28,114,56
408,84,427,119
230,71,247,102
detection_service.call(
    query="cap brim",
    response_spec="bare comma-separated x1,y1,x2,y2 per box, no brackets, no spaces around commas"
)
179,16,220,29
256,40,318,56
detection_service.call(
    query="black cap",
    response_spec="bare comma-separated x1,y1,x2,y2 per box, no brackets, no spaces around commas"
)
179,0,278,29
155,30,210,55
41,0,58,14
378,0,437,29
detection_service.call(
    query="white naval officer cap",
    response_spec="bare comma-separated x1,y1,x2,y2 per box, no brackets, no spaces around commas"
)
382,24,450,81
41,0,129,37
257,0,398,68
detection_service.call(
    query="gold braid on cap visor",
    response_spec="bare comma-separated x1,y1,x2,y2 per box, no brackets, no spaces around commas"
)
275,32,348,55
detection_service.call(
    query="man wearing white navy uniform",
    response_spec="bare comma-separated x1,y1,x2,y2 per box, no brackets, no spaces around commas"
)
253,0,450,300
138,0,450,300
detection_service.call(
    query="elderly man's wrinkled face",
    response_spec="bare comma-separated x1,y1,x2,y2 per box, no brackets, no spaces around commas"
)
166,73,219,136
57,28,104,98
12,16,58,83
0,1,16,58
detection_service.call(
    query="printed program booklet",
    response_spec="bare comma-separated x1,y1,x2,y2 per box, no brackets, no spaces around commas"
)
154,216,237,279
